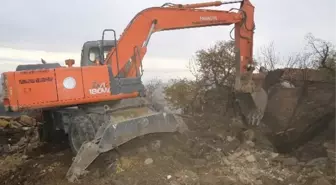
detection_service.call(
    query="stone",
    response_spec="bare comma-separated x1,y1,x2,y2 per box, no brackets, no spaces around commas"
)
151,140,161,151
18,115,36,126
226,136,235,142
21,155,28,160
246,154,256,162
270,152,279,158
243,129,255,141
144,158,153,165
245,140,255,147
228,150,243,161
0,119,10,127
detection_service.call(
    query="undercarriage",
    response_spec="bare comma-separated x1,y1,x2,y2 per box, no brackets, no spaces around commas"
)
39,97,188,181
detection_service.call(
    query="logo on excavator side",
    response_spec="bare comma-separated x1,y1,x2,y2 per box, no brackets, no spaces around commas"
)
200,16,218,21
89,82,110,95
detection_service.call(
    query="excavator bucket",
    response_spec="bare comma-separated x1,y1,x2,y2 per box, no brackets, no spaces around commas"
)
234,90,267,126
65,97,188,182
233,69,269,126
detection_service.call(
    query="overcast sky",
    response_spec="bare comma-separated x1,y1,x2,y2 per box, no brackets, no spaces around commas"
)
0,0,335,82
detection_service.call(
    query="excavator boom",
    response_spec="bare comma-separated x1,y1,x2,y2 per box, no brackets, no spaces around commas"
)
104,0,255,78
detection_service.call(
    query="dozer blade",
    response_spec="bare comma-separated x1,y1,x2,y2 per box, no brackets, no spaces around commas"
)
66,105,187,182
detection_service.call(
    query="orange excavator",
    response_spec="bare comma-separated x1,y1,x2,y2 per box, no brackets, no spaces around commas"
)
1,0,268,181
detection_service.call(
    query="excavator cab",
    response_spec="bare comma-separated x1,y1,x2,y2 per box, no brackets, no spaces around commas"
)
80,40,116,67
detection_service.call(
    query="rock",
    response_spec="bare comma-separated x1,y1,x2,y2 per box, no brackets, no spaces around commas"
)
144,158,153,165
282,157,298,166
243,151,251,156
18,115,36,126
0,119,10,127
9,121,22,128
151,140,161,151
0,116,12,121
245,141,255,147
222,157,231,165
167,175,172,180
243,129,255,141
9,145,19,152
312,177,332,185
22,127,30,131
228,150,243,161
226,136,235,142
323,142,335,150
246,154,256,162
216,134,225,141
270,152,279,158
306,157,327,167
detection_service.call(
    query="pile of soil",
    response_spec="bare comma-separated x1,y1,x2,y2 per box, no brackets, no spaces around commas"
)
0,114,334,185
0,115,41,155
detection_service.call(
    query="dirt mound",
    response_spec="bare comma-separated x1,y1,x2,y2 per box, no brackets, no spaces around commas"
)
260,68,335,153
0,114,334,185
0,68,334,185
0,115,41,155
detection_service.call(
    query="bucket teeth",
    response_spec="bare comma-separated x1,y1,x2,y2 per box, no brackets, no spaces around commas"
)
234,71,268,127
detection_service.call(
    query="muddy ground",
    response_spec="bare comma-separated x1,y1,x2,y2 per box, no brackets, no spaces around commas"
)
0,114,335,185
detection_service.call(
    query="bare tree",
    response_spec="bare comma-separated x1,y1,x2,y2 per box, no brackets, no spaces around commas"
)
258,41,279,71
145,78,163,102
305,33,335,74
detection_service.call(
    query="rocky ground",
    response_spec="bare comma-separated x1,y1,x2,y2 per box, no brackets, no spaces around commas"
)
0,82,335,185
0,113,335,185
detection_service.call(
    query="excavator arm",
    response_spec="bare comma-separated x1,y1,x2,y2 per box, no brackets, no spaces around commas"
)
104,0,255,79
